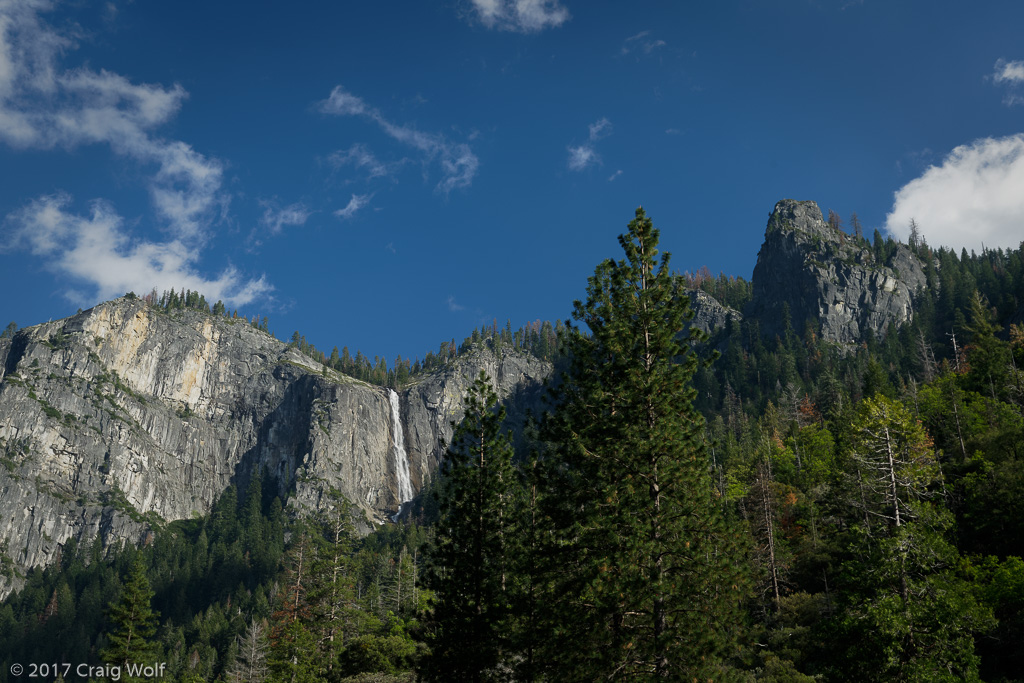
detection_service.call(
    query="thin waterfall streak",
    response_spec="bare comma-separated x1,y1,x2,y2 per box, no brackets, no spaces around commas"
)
389,389,413,520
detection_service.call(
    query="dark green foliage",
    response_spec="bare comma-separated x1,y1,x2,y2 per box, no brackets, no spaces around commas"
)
293,318,561,387
818,397,994,681
101,555,159,680
422,371,517,681
540,208,748,679
6,209,1024,681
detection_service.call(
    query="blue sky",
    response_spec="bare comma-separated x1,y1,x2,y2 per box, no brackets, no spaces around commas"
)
3,0,1024,365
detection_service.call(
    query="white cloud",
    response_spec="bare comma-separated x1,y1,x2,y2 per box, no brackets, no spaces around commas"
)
885,135,1024,252
3,194,270,306
446,295,464,312
567,145,597,171
0,1,269,306
0,3,226,239
334,193,371,221
259,200,312,234
993,59,1024,84
329,143,392,180
319,86,368,116
607,169,622,182
320,86,478,193
992,59,1024,105
588,117,611,141
567,117,611,171
467,0,569,33
621,30,666,56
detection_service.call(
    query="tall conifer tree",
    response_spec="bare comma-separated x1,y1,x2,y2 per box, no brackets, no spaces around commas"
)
422,371,517,682
101,555,159,682
541,207,747,679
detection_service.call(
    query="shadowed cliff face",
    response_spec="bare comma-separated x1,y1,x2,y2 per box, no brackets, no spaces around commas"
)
747,199,928,345
0,299,551,597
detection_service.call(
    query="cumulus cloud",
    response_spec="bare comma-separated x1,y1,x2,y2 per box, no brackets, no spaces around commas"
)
885,135,1024,252
259,200,312,234
3,194,270,306
334,193,371,221
992,58,1024,105
0,0,263,307
467,0,569,33
567,117,611,171
0,1,226,239
320,86,478,193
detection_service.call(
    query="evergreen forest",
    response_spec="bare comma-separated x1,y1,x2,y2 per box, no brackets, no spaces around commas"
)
2,208,1024,681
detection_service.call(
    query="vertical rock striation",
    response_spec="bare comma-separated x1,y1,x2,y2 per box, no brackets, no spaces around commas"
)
0,298,551,597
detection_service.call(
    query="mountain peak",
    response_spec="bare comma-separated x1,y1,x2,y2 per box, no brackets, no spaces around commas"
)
749,198,928,345
766,199,842,244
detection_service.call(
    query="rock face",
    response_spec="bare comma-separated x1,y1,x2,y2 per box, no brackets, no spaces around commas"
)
746,199,928,344
687,289,742,335
0,299,551,597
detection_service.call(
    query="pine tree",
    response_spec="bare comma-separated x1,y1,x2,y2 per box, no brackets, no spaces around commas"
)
227,618,270,683
828,396,994,681
268,527,320,683
541,207,747,679
850,212,864,241
422,371,517,682
101,555,160,682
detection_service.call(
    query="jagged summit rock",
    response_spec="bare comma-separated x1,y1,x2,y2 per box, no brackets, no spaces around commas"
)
0,297,550,597
747,199,928,345
765,199,840,244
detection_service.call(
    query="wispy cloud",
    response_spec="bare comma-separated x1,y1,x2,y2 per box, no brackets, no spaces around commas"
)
0,2,226,240
621,30,666,56
446,295,465,312
259,200,312,235
992,58,1024,105
3,194,270,306
588,117,612,141
607,169,623,182
885,135,1024,252
328,143,393,180
334,193,372,221
567,117,611,171
467,0,570,33
0,0,267,306
567,145,597,171
320,86,478,194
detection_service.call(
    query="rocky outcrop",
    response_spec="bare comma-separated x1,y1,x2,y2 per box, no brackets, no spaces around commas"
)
687,289,742,335
402,346,550,492
747,199,928,345
0,299,551,596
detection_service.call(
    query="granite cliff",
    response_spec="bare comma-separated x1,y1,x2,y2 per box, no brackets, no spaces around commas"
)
0,198,933,597
746,199,928,345
0,298,550,597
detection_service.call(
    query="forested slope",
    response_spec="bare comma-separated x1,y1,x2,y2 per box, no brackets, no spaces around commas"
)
1,202,1023,681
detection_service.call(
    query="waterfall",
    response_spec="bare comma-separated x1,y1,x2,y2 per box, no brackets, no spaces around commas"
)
389,389,413,521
